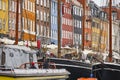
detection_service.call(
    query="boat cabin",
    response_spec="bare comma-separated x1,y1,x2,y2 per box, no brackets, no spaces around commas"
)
0,45,37,69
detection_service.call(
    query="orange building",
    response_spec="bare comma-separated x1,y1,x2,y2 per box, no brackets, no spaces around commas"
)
22,0,36,41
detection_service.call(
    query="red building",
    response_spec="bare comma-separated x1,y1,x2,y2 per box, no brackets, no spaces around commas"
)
61,0,73,47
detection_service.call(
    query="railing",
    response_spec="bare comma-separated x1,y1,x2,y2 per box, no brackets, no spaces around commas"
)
19,62,56,69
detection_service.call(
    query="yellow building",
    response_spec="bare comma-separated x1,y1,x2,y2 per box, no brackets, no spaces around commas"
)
100,20,109,52
0,0,8,38
92,17,101,51
92,12,109,52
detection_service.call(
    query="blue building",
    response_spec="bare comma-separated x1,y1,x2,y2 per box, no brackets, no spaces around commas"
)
50,0,58,45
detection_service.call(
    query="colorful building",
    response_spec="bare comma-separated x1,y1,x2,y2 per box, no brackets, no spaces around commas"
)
0,0,8,38
61,0,73,47
50,0,58,45
89,1,101,51
22,0,36,41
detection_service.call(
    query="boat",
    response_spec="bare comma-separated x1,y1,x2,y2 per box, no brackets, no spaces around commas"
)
0,44,70,80
38,57,93,80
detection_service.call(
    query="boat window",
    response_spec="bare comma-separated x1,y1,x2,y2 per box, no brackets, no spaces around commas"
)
22,50,28,54
29,54,33,62
1,51,5,65
10,53,14,57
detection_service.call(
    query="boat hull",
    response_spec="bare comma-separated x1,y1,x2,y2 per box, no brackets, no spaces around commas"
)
0,68,70,80
38,58,92,80
93,63,120,80
0,75,68,80
39,58,120,80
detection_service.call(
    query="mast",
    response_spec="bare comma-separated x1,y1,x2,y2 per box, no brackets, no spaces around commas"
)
57,0,61,58
82,0,86,50
109,0,112,62
14,0,19,45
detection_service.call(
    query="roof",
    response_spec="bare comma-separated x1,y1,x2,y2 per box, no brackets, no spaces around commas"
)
0,45,36,53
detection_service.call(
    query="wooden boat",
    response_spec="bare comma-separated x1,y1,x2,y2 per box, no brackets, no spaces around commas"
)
0,45,70,80
38,57,93,80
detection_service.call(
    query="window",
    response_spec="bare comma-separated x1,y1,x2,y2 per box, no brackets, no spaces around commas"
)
2,19,5,30
40,12,43,20
30,2,33,12
36,24,39,35
47,13,49,21
30,20,32,32
36,0,39,4
1,51,6,65
44,12,46,21
33,3,35,13
40,25,43,36
40,0,43,5
36,10,39,19
12,1,15,12
44,0,46,7
0,18,2,29
47,0,49,7
27,1,31,10
19,3,21,13
3,2,6,11
0,0,2,9
79,21,81,28
22,1,25,9
22,17,24,29
33,21,35,32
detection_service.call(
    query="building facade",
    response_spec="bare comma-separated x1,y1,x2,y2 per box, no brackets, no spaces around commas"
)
102,5,120,53
90,1,101,51
99,11,108,52
36,0,50,45
61,0,73,47
72,0,83,48
0,0,8,38
50,0,58,45
84,0,92,49
22,0,36,41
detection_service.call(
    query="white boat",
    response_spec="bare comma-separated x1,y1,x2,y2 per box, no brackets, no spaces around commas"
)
0,44,70,80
